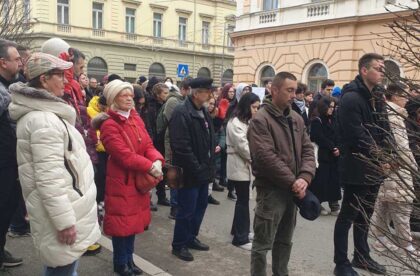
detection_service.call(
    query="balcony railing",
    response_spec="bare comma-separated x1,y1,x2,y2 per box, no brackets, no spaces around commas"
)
126,34,138,41
57,25,71,33
259,10,277,24
93,29,105,37
307,3,330,17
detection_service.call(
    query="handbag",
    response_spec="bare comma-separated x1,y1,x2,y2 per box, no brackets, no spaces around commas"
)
118,125,160,194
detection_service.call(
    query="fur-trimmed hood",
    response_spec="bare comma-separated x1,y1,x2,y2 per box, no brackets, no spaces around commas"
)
91,112,110,130
8,82,76,125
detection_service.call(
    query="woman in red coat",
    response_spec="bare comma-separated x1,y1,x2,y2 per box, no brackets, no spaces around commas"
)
97,79,164,276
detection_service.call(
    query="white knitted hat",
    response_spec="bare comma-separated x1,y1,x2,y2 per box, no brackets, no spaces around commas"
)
41,37,70,57
103,79,134,106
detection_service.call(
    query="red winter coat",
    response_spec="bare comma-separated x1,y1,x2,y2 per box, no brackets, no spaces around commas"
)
100,109,164,237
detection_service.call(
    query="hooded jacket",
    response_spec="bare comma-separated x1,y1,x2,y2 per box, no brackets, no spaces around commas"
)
87,96,105,152
8,82,101,267
248,100,315,190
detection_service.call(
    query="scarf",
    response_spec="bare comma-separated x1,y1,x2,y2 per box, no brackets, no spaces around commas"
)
293,99,306,113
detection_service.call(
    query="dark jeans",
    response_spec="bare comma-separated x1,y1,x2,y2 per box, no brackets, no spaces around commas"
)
9,190,30,233
0,166,20,255
44,260,79,276
112,235,135,265
172,183,208,250
156,180,167,200
334,184,380,265
230,180,250,246
170,188,178,207
95,152,108,203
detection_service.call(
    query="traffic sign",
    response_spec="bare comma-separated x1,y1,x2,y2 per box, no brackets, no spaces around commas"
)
177,64,189,78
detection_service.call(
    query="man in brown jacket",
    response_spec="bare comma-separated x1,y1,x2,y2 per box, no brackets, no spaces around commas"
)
248,72,315,276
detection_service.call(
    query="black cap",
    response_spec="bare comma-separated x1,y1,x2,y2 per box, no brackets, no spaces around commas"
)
138,75,147,84
108,74,123,82
146,76,160,92
292,190,321,221
189,77,213,90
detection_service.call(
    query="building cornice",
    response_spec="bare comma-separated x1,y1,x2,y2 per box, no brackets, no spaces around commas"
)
231,10,413,38
199,13,215,20
149,3,168,12
175,9,193,16
122,0,142,6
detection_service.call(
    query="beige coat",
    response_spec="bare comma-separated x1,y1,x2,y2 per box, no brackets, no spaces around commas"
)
226,117,253,181
378,101,417,203
8,83,101,267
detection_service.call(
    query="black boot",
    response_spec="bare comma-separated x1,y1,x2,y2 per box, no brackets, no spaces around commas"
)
127,260,143,275
212,182,225,192
114,264,135,276
157,198,170,206
208,195,220,205
168,206,177,219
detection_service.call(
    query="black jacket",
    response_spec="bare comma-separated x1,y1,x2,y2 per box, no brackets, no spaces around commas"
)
0,75,17,168
310,116,338,163
292,101,309,128
169,96,216,188
337,75,388,185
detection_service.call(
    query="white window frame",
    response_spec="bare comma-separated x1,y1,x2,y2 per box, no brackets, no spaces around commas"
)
202,21,210,45
92,2,103,30
153,13,162,38
126,8,135,33
57,0,69,25
179,17,187,42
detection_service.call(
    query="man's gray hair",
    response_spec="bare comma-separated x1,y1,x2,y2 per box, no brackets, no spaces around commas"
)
0,39,18,59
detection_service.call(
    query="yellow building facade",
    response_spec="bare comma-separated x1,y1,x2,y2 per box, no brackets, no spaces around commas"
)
28,0,236,85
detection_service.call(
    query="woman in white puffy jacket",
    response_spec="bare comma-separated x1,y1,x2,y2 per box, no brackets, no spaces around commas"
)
371,84,418,255
226,92,260,251
8,53,101,275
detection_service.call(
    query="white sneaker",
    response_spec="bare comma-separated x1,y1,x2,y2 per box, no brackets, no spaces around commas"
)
238,242,252,251
320,206,329,216
248,232,254,241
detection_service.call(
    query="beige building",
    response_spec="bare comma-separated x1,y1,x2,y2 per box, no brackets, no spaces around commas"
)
232,0,418,91
26,0,236,85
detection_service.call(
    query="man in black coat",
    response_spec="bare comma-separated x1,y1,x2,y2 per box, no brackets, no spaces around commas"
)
333,53,388,276
0,39,23,269
169,77,216,262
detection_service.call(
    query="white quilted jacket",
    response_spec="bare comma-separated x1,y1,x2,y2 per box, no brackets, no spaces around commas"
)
8,82,101,267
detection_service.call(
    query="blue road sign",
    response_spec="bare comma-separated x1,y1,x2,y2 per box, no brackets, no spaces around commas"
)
177,64,189,78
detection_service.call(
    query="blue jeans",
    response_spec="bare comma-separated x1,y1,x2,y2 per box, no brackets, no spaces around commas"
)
112,235,135,265
44,260,79,276
172,183,208,250
170,188,178,207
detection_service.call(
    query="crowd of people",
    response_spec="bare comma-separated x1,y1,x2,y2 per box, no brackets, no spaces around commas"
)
0,36,419,276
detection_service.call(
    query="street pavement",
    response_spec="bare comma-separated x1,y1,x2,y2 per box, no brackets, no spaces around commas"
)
1,188,409,276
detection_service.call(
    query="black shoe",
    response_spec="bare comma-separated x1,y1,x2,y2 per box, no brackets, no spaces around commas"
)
157,198,170,206
172,247,194,262
212,183,225,192
128,260,143,275
219,180,227,187
208,195,220,205
352,256,386,275
227,191,237,201
114,263,135,276
168,207,177,220
334,263,359,276
2,250,23,268
150,202,158,211
188,238,210,251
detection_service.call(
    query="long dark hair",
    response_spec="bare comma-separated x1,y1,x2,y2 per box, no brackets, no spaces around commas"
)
234,92,260,123
317,96,335,118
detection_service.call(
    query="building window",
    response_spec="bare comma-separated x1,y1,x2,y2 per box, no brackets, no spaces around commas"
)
179,17,187,42
202,21,210,45
87,57,108,83
149,62,165,80
124,63,137,71
226,25,234,48
222,69,234,85
197,67,211,78
92,2,103,29
307,63,328,92
125,8,135,33
57,0,69,25
23,0,30,23
263,0,278,11
153,13,162,38
260,66,275,86
383,60,401,86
